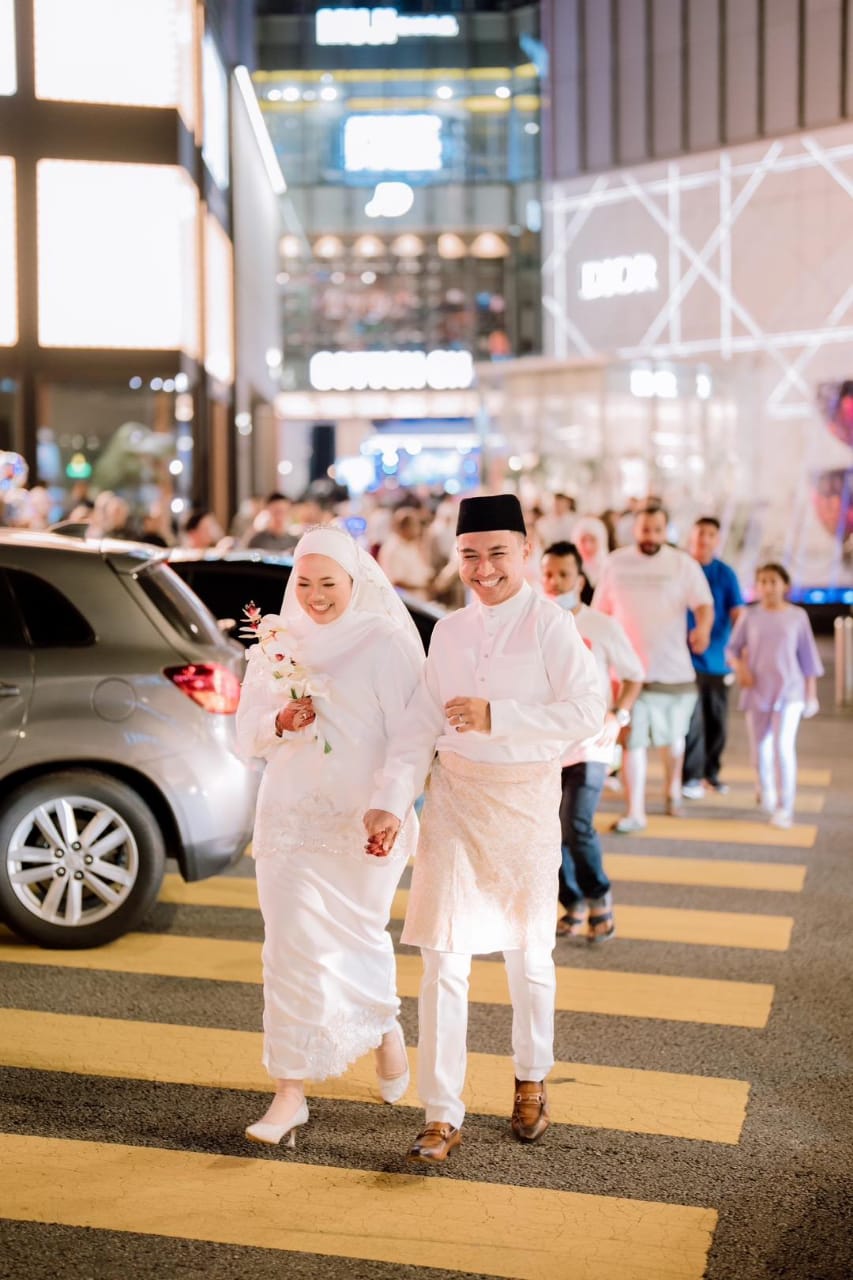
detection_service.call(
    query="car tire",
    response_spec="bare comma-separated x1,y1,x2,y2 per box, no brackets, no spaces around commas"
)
0,770,166,950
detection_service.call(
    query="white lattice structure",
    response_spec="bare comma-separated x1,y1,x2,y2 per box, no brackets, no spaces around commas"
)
534,122,853,587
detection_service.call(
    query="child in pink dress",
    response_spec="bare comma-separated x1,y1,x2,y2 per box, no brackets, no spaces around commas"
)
725,563,823,829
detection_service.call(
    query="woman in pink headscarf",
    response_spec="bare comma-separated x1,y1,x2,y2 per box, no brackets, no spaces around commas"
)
571,515,610,590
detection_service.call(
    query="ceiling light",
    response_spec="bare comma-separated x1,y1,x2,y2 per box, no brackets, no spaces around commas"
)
470,231,510,259
282,86,300,102
437,232,467,260
319,86,338,102
436,85,453,100
353,233,385,258
495,86,511,99
390,233,424,257
314,234,344,258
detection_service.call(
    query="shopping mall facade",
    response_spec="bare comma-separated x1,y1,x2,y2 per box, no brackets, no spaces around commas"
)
1,0,852,596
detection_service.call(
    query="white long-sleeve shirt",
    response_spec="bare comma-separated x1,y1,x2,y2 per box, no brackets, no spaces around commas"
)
372,581,606,821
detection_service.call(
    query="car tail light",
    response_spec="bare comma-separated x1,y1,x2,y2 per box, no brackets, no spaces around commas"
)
164,663,241,714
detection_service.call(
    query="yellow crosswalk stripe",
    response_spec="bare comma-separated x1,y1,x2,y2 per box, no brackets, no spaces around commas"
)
160,875,793,949
162,854,807,917
602,854,806,893
0,1133,718,1280
646,761,830,787
593,814,817,848
0,933,774,1027
679,789,824,813
0,1008,750,1144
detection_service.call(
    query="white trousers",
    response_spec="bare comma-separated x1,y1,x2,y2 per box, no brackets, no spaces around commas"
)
745,702,803,816
417,946,556,1130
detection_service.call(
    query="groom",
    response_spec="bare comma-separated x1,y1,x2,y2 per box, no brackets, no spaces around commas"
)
365,494,604,1164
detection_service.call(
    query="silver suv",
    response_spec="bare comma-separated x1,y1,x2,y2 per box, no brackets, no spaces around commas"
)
0,531,258,949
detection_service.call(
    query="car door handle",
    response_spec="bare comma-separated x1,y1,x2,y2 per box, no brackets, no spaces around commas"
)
0,683,21,697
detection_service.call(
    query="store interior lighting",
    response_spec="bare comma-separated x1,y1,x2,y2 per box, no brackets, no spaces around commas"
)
390,233,424,257
352,233,385,258
279,233,304,258
470,231,510,259
314,234,344,258
437,232,467,259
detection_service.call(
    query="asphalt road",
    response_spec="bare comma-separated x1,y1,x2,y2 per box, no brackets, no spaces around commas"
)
1,684,851,1279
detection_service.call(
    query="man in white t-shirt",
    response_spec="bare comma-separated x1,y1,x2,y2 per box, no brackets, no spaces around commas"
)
542,541,644,941
593,506,714,832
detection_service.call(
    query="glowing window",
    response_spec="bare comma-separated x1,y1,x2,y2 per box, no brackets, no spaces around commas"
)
37,160,199,352
0,0,15,95
343,114,442,172
34,0,195,120
202,32,230,190
0,158,16,345
204,214,234,383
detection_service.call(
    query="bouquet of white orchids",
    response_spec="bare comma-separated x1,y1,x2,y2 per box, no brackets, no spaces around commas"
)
241,603,332,753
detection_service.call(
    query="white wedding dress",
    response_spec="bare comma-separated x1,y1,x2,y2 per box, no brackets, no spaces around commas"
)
236,533,423,1081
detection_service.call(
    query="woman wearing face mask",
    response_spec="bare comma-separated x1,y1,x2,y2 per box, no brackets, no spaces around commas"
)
236,527,425,1147
540,542,644,942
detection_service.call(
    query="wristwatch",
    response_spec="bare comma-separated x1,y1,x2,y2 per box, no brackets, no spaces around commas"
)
614,707,632,728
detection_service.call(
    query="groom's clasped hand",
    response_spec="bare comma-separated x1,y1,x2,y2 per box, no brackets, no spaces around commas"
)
363,808,400,858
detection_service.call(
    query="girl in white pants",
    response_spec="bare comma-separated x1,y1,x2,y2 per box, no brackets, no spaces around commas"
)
726,564,823,829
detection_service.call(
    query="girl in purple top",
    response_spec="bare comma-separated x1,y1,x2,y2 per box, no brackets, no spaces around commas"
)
726,563,823,829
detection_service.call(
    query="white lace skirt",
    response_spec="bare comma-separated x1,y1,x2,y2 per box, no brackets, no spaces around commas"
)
255,815,413,1081
401,751,561,955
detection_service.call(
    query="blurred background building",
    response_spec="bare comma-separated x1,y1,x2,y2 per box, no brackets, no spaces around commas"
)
1,0,852,596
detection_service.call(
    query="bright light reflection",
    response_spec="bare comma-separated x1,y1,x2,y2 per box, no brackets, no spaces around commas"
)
344,114,442,172
34,0,194,115
204,214,234,383
0,158,16,345
0,0,16,95
37,160,199,352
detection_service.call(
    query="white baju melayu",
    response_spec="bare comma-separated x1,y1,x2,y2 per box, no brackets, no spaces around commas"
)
371,581,604,1129
236,528,424,1082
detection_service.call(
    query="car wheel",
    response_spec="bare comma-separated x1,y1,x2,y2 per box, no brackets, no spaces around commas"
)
0,770,166,949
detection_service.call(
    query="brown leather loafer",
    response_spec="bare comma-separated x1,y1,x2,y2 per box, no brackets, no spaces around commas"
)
511,1078,550,1143
406,1122,462,1163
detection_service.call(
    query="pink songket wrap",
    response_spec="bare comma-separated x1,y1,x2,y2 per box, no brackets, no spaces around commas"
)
401,750,562,955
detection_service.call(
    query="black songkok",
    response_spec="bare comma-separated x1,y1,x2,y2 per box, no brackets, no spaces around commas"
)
456,494,527,537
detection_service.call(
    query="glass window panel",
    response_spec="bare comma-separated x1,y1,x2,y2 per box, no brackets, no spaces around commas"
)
0,0,15,95
202,32,230,189
204,214,234,383
0,158,16,346
34,0,194,117
37,160,199,352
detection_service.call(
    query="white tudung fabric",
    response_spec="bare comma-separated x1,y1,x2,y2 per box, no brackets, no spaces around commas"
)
236,526,424,1082
570,515,610,587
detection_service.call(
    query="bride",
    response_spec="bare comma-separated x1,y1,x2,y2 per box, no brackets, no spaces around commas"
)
236,525,425,1147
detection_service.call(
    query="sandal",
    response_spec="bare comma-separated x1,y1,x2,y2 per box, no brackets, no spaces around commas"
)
556,906,587,938
587,896,616,944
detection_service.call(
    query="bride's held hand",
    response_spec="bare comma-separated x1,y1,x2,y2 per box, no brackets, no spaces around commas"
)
276,697,316,735
363,809,400,857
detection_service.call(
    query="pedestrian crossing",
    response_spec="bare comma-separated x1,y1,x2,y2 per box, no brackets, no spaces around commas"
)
0,1133,718,1280
1,1008,749,1143
0,765,830,1279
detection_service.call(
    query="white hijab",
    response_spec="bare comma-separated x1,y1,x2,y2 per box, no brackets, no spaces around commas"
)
282,525,424,666
572,515,610,587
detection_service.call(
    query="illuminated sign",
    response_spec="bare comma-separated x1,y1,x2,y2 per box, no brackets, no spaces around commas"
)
579,253,658,301
344,115,442,173
310,350,474,392
316,7,460,47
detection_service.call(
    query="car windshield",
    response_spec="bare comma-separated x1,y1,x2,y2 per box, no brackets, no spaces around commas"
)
136,562,226,649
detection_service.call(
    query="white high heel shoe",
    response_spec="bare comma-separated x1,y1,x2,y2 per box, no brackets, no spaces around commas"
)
376,1022,410,1104
245,1100,309,1147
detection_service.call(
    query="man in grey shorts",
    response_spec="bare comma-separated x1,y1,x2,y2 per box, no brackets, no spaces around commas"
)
593,505,714,831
